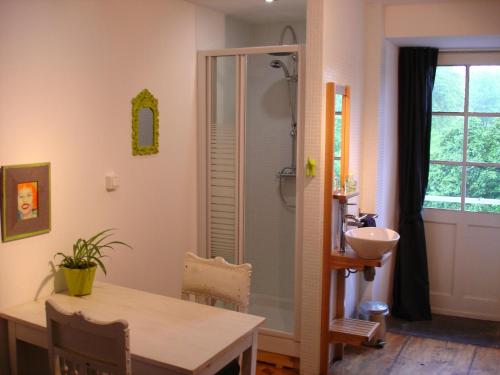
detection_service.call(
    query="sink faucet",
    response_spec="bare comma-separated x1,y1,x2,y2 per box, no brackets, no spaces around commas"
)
344,214,367,228
339,204,367,253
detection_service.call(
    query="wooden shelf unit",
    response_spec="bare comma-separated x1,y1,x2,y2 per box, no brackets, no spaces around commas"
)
320,159,392,374
322,82,387,374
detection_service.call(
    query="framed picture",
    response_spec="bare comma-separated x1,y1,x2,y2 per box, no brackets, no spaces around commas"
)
1,163,51,242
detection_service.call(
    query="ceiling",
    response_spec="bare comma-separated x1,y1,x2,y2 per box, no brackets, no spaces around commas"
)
187,0,307,24
187,1,466,24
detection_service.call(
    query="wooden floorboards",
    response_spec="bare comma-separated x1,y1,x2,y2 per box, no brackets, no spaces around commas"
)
257,363,299,375
256,333,500,374
330,333,500,375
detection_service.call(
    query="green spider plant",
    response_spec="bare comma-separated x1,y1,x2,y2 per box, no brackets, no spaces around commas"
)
55,229,132,275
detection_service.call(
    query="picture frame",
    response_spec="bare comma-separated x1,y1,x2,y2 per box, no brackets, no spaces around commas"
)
1,162,51,242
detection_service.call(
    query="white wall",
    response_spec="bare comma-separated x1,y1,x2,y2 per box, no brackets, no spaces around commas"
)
0,0,225,309
299,0,325,373
226,17,306,48
385,0,500,39
195,5,226,51
249,21,307,47
370,38,398,303
359,2,399,306
195,6,226,50
225,16,253,49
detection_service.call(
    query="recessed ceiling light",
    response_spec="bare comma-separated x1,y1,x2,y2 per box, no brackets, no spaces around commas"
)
265,0,277,3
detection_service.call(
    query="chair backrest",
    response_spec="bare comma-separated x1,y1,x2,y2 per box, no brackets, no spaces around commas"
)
182,252,252,312
45,300,131,375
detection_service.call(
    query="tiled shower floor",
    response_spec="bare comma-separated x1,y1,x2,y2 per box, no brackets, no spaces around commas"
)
249,293,294,333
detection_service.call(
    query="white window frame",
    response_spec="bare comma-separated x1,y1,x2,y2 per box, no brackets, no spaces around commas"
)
425,52,500,214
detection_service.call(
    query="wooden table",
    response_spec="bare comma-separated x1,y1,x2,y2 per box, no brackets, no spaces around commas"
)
0,282,265,375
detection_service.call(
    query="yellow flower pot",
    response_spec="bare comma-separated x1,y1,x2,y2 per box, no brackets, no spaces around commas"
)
62,266,97,296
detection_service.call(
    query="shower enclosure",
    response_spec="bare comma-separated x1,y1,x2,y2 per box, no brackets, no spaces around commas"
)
198,43,303,356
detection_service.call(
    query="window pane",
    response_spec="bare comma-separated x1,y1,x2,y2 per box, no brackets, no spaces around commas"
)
467,117,500,163
424,164,462,210
433,66,465,112
465,166,500,213
430,115,463,162
334,115,342,158
335,94,343,113
334,159,341,181
469,66,500,113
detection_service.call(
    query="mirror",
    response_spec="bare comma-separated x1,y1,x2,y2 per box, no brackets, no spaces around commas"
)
138,108,154,146
327,82,350,192
132,89,159,155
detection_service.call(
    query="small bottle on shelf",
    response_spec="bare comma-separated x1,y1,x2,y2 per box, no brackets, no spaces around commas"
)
333,176,341,192
346,172,357,193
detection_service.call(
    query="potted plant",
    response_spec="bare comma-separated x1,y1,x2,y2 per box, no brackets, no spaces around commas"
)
55,229,131,296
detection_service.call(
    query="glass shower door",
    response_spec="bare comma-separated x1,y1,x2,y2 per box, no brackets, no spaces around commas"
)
244,53,297,334
202,48,300,339
207,56,239,264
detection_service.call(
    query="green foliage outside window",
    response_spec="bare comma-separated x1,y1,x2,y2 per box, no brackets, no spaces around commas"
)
334,94,343,181
425,65,500,213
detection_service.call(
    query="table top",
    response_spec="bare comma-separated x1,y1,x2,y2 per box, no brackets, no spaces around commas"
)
0,282,265,373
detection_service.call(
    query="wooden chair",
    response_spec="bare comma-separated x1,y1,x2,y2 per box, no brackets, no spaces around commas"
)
182,252,252,375
182,252,252,313
45,300,131,375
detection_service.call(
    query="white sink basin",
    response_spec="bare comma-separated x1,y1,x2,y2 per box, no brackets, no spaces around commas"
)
345,227,400,259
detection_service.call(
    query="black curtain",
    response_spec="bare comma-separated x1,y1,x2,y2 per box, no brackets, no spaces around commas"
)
392,47,438,321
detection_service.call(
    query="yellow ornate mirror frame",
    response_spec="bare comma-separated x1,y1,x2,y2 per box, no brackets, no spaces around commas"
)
132,89,159,155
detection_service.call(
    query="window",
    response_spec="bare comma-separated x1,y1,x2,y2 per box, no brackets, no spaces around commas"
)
424,59,500,214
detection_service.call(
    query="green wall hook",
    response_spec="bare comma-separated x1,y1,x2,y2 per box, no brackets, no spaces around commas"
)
306,157,316,177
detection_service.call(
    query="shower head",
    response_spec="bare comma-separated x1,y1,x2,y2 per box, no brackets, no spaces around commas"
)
280,25,298,45
270,59,290,78
269,25,298,56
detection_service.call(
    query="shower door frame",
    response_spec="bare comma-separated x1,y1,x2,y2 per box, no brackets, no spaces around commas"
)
197,45,305,357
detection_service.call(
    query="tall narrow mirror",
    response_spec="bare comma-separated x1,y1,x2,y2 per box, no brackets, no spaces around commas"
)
132,89,159,155
327,82,350,192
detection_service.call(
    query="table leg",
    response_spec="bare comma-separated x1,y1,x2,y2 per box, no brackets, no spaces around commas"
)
0,318,10,375
241,330,258,375
7,321,17,375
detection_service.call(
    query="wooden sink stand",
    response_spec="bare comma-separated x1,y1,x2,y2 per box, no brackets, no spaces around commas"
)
320,188,392,373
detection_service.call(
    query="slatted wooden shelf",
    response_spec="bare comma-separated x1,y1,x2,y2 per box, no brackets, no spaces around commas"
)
330,318,379,347
330,248,392,270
